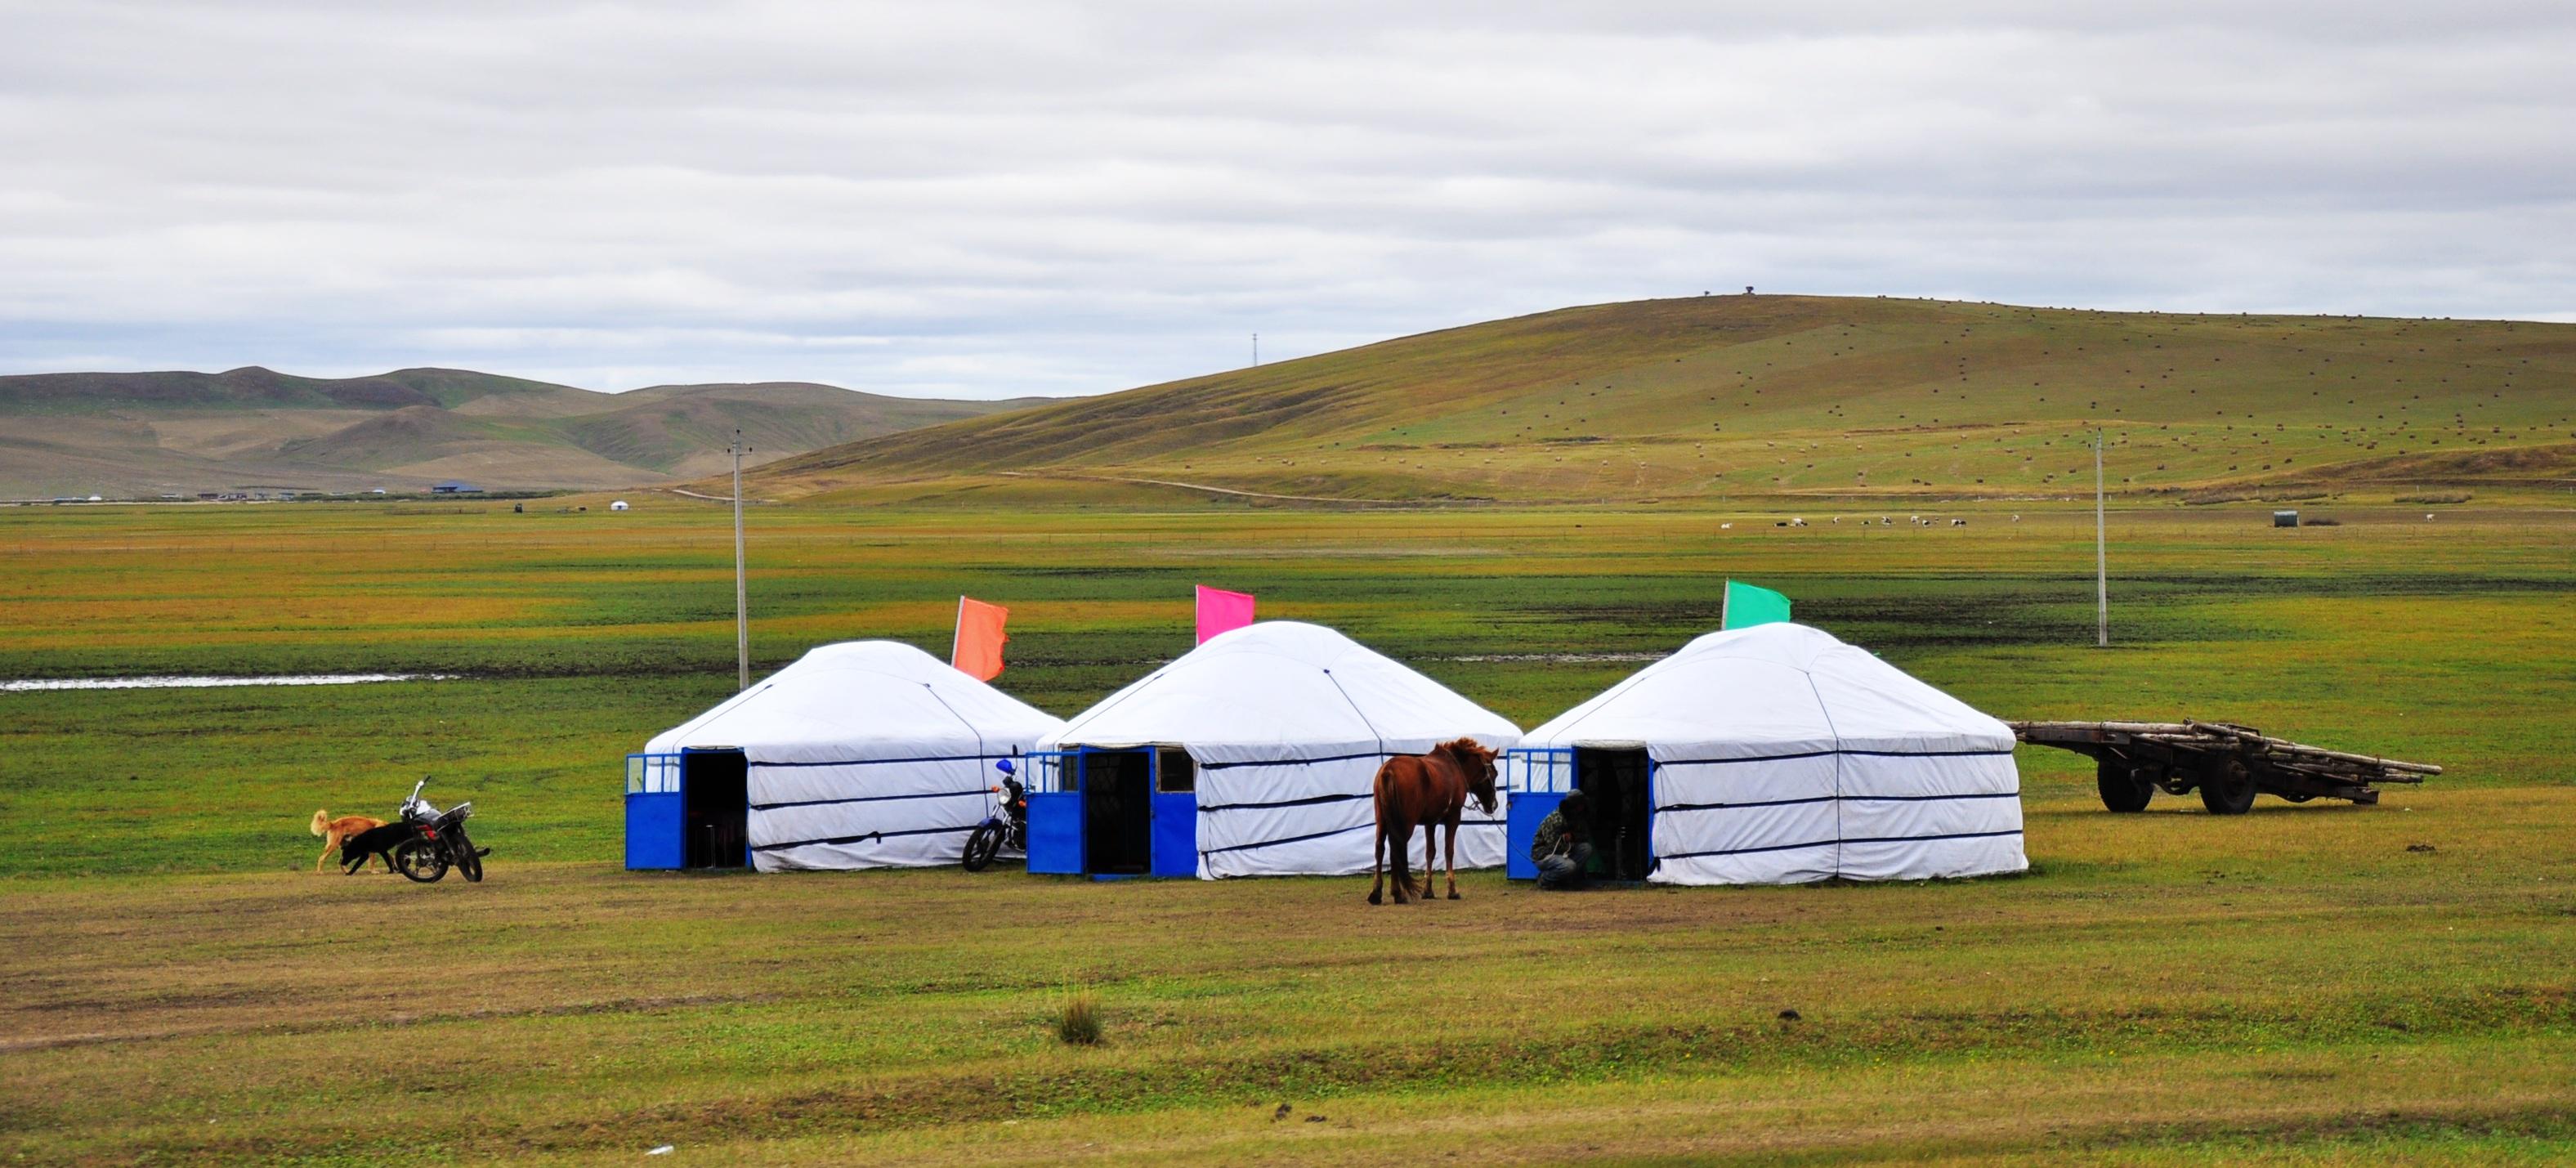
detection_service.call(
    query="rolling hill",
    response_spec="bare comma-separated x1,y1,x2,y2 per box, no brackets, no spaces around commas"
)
0,367,1044,497
750,295,2576,505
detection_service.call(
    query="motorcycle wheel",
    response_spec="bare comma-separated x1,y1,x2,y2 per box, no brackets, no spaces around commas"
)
451,828,484,883
394,836,448,884
962,822,1003,872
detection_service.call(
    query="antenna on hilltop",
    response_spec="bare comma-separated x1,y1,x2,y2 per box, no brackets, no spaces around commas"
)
1252,333,1259,368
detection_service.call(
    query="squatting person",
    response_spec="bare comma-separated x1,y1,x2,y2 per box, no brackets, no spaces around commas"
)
1530,788,1594,890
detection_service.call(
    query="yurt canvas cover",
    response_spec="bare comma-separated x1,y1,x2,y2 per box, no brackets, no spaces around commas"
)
1031,621,1523,879
627,641,1064,872
1514,623,2024,885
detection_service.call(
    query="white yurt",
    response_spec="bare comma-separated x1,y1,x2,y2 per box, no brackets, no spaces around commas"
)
1029,621,1523,879
624,640,1064,872
1513,622,2024,886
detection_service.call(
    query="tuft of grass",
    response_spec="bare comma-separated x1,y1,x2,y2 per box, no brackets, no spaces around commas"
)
1058,993,1102,1045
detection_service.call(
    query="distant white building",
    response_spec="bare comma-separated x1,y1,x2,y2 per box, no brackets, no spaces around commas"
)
610,499,630,512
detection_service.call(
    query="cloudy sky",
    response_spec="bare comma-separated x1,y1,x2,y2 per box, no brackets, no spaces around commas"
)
2,2,2569,399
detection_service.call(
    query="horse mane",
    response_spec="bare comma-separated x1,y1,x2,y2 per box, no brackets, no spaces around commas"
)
1436,737,1490,761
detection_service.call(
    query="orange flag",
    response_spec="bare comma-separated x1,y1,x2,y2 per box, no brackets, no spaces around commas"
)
952,596,1009,680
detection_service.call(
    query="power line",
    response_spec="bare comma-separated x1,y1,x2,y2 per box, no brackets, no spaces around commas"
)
2095,428,2109,648
733,428,750,689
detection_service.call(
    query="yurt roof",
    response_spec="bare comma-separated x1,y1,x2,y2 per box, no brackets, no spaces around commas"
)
646,640,1063,763
1043,620,1521,761
1523,623,2008,756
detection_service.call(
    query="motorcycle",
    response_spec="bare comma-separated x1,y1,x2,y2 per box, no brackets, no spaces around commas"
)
962,760,1027,872
389,778,487,884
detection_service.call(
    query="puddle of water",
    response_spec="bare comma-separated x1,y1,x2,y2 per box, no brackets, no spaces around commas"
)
0,674,459,692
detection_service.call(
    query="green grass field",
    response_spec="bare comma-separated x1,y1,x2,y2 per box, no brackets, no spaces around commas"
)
2,498,2571,1163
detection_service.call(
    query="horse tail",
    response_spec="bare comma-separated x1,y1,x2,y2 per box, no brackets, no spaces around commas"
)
1367,759,1393,890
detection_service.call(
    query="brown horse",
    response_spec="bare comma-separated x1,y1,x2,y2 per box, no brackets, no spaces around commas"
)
1367,738,1500,904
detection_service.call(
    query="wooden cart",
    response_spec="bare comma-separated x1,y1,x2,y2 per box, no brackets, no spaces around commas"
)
2009,719,2440,814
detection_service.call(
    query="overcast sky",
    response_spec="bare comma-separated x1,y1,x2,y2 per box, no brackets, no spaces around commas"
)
2,2,2569,399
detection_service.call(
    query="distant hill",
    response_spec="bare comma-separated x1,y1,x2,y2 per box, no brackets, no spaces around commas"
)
0,366,1044,497
751,295,2576,503
0,366,598,415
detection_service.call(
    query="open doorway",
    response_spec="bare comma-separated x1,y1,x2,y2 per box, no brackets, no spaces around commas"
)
682,749,749,869
1083,750,1153,875
1575,746,1652,881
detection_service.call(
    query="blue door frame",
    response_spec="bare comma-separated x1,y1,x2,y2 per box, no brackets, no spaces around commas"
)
624,749,754,870
1502,747,1569,880
624,751,683,870
1151,791,1198,878
1501,747,1660,880
1023,746,1199,879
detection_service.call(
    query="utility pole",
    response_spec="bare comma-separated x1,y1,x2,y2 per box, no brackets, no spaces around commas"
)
732,428,750,689
1252,333,1259,367
2095,428,2109,648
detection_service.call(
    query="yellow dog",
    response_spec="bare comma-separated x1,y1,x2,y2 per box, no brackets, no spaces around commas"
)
310,809,388,872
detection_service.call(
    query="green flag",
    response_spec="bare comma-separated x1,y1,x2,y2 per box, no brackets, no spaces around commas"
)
1722,580,1791,629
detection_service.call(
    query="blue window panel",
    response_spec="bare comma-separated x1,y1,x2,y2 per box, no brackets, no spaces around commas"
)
1505,790,1565,881
625,791,683,870
1026,790,1084,875
1151,792,1198,878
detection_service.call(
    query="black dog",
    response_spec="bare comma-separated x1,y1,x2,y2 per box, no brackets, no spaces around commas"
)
338,822,414,874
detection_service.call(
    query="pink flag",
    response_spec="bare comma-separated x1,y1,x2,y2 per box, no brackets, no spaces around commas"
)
1196,585,1255,645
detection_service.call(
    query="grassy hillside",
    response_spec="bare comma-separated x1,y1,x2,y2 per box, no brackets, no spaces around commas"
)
0,367,1037,496
757,295,2576,503
0,365,597,415
568,383,1049,477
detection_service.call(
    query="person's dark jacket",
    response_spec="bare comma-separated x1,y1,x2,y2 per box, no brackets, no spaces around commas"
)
1529,806,1585,866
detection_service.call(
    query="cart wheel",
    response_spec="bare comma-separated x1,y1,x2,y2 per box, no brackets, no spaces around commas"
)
2096,759,2153,813
2198,758,2257,816
394,836,449,883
